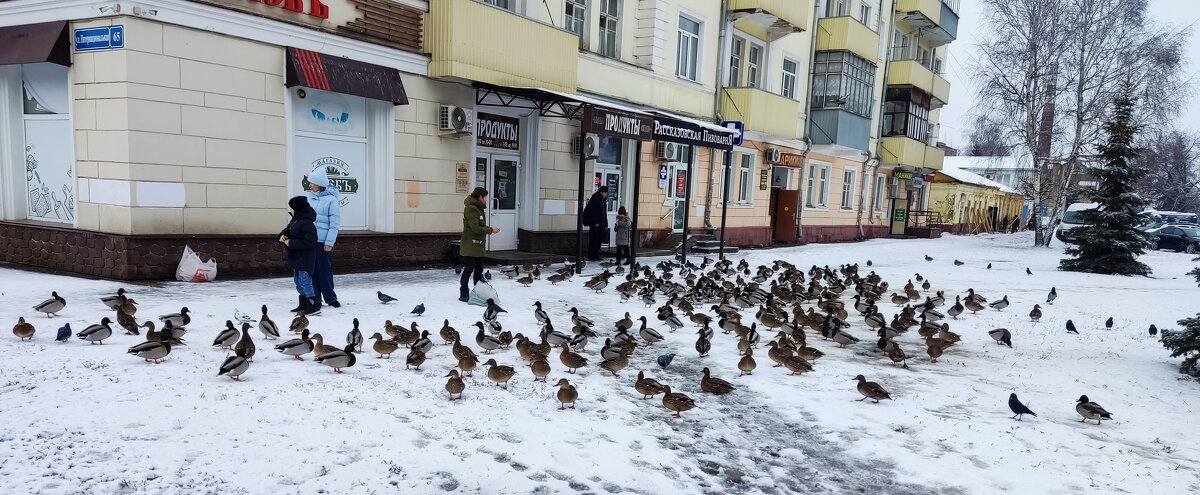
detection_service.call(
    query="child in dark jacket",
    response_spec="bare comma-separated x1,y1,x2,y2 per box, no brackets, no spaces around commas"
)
280,196,320,314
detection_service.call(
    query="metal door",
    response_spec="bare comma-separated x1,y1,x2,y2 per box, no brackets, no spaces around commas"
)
473,154,519,251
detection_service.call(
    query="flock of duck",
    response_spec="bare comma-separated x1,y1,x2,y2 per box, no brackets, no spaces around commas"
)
14,254,1117,424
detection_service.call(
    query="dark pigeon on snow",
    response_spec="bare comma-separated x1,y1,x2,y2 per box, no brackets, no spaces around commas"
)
1046,287,1057,305
657,353,675,368
1105,317,1114,330
377,291,397,304
1149,324,1158,336
55,323,72,342
1008,393,1037,421
1066,320,1078,334
987,263,992,269
1026,267,1032,275
411,303,425,316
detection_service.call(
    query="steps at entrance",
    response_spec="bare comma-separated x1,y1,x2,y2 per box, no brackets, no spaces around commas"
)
660,233,738,255
691,238,738,254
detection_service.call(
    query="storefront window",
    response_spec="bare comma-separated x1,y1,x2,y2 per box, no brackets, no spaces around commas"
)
598,135,622,164
20,63,74,224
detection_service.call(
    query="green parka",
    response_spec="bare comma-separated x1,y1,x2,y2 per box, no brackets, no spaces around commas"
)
460,196,493,257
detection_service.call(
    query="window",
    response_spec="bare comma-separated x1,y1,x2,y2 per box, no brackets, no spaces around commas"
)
811,51,876,118
781,58,798,99
565,0,586,47
806,162,831,208
18,63,75,224
599,0,619,58
729,37,744,86
818,164,831,207
840,169,856,210
598,135,622,164
738,153,754,203
747,44,762,88
483,0,513,11
676,15,701,81
805,163,818,207
874,174,886,211
825,0,847,17
882,88,932,143
891,31,912,61
859,4,872,27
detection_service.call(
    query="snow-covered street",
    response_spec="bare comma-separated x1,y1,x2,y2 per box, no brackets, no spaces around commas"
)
2,232,1197,494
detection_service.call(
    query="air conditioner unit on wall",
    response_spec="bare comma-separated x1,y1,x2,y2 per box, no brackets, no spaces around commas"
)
439,105,474,133
573,135,600,158
656,142,681,161
766,149,782,163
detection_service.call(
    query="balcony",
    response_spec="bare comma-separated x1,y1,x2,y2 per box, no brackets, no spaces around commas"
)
809,108,871,151
895,0,958,45
881,136,943,170
816,17,879,62
721,87,802,139
728,0,810,40
426,0,578,93
887,60,950,107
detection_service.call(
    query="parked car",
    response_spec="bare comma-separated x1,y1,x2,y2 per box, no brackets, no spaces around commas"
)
1147,225,1200,253
1055,203,1098,244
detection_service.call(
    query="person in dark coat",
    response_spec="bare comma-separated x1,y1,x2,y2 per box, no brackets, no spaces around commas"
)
460,187,500,302
280,196,320,314
582,186,609,260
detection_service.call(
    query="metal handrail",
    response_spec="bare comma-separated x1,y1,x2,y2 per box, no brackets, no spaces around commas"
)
907,210,944,228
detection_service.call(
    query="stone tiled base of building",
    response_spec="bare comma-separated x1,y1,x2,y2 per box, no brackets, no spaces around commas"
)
0,221,457,280
801,225,892,243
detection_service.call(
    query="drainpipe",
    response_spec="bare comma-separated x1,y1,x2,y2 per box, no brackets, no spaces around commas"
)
856,157,879,238
873,6,900,233
796,0,822,244
706,0,731,230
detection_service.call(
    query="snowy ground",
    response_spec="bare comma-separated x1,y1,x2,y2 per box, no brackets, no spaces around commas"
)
1,232,1198,494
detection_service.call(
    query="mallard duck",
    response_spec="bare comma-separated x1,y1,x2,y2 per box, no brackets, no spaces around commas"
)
311,333,339,357
458,352,479,378
396,322,420,348
484,358,516,389
77,317,113,344
347,318,363,353
161,320,186,345
234,322,256,361
568,307,593,328
370,332,399,358
947,296,964,319
218,346,250,381
937,324,961,345
926,339,949,363
212,321,240,350
555,378,578,410
988,328,1012,347
405,347,426,369
891,293,910,306
128,332,174,364
864,311,886,329
159,307,191,328
559,345,588,373
258,305,280,340
438,319,459,345
118,298,138,316
700,367,735,395
738,348,756,375
661,385,696,418
634,370,667,399
599,354,629,376
783,354,814,376
100,288,127,310
33,292,66,317
290,311,309,334
475,323,501,353
695,334,711,357
796,345,825,363
315,344,357,373
530,356,551,382
638,317,663,346
989,295,1010,311
614,312,633,331
13,317,35,341
274,329,313,360
1029,304,1042,322
412,330,434,353
383,320,402,339
451,336,475,361
1076,395,1113,424
445,369,465,401
886,342,908,368
517,274,535,286
853,375,892,402
767,341,789,367
832,329,860,349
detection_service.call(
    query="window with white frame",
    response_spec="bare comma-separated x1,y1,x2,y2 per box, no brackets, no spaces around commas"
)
860,4,873,28
728,37,744,87
825,0,847,17
747,44,762,88
565,0,587,47
738,153,754,203
818,164,831,207
781,58,798,99
599,0,619,58
874,173,886,211
805,163,818,207
840,168,856,210
676,15,701,81
805,162,832,208
17,63,75,224
483,0,514,11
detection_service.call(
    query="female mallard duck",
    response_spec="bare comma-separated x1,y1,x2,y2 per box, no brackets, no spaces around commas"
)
783,354,814,376
1029,304,1042,322
599,354,629,377
555,378,578,410
257,305,279,340
886,342,908,368
412,330,434,354
638,317,663,346
483,358,516,389
947,296,964,319
529,334,552,360
989,295,1010,311
988,328,1013,347
218,347,251,381
964,298,985,315
451,337,475,362
832,329,860,349
383,320,402,339
1075,395,1113,424
234,322,256,361
128,332,174,364
530,356,551,382
695,333,711,358
289,311,309,334
517,274,535,286
688,312,711,328
33,292,67,318
370,332,399,358
891,293,910,306
77,317,114,344
13,317,35,341
853,375,892,402
405,347,426,369
100,288,127,310
315,344,357,373
700,367,735,395
738,348,757,376
396,323,421,348
661,385,696,418
559,345,588,373
459,352,480,377
937,323,961,345
158,307,191,328
274,329,314,360
926,338,950,363
347,318,363,353
118,298,138,316
767,341,789,367
475,323,501,353
439,319,459,345
310,333,339,357
497,330,513,349
445,370,465,401
634,370,667,399
212,321,240,350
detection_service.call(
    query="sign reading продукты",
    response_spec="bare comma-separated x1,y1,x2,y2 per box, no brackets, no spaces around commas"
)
74,26,124,52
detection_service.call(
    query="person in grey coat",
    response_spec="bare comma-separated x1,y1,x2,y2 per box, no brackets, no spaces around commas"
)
614,206,632,265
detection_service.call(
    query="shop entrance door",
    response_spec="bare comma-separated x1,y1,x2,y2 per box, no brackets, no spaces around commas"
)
474,154,520,250
774,189,799,243
594,165,622,244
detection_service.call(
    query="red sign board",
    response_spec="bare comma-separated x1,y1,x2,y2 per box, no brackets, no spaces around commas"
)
776,152,804,168
675,171,686,197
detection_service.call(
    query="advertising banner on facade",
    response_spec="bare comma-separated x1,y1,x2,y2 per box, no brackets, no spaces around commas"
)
582,106,653,140
476,112,520,150
653,116,737,151
294,135,367,230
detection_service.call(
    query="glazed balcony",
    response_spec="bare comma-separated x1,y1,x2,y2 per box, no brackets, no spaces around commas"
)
881,136,943,170
721,87,802,139
728,0,811,40
887,60,950,108
816,16,880,62
895,0,958,45
426,0,578,93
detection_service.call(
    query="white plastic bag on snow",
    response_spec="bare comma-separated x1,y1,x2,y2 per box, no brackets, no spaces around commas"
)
468,282,498,307
176,245,217,282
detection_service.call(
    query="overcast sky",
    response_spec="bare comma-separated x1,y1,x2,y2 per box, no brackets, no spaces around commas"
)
940,0,1200,150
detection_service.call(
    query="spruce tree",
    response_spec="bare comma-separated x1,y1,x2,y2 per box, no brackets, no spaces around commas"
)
1059,93,1156,275
1162,314,1200,377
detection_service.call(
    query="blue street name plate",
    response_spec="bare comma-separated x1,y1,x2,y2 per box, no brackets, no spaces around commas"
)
74,26,124,52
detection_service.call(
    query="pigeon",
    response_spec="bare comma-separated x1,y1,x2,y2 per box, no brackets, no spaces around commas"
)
1149,324,1158,336
987,263,992,269
953,259,964,266
866,260,873,266
234,308,255,324
411,303,425,316
657,353,675,368
55,323,72,342
1066,320,1078,334
1008,393,1036,421
924,255,933,262
1025,267,1032,275
1046,287,1057,305
1105,317,1113,330
378,291,397,304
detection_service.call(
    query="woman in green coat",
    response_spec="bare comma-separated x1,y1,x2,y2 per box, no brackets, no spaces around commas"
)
460,187,500,302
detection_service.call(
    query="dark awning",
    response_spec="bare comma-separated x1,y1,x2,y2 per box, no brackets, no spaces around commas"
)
0,21,71,67
285,47,408,105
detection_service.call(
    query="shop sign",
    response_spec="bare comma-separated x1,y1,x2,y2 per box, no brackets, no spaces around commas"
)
302,157,360,197
247,0,329,18
721,120,745,146
894,208,908,222
776,152,804,167
476,113,520,150
582,106,653,140
894,170,914,180
759,170,769,190
74,26,123,52
653,117,736,151
455,162,470,194
658,165,668,189
911,177,925,188
675,171,687,197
